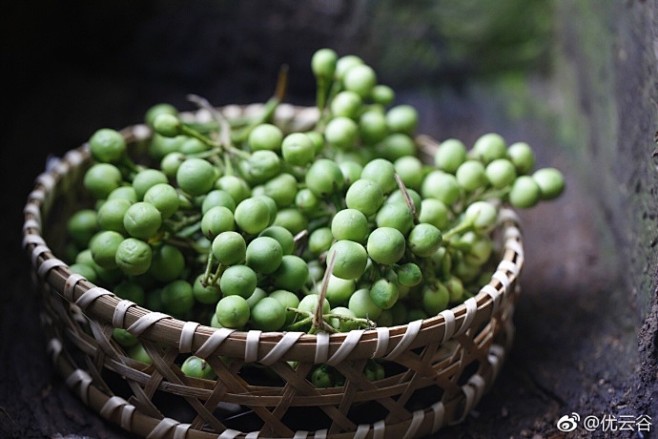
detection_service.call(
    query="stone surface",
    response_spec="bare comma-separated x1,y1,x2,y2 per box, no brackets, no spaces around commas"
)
2,1,658,438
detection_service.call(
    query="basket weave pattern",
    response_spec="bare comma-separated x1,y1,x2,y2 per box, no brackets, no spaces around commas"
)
23,105,524,439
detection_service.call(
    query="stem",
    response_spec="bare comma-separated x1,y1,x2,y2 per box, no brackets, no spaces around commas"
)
166,212,202,234
315,79,343,132
316,77,330,114
231,65,287,144
285,308,314,331
442,218,475,241
202,252,215,287
163,236,208,253
311,251,337,334
119,154,141,174
394,173,417,220
209,262,225,286
325,313,376,330
180,124,218,149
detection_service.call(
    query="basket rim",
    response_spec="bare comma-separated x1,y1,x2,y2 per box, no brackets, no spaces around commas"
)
22,106,524,363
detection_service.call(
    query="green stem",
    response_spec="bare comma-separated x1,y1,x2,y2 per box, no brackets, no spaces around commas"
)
325,313,376,330
442,218,475,241
209,262,225,286
315,79,343,132
180,124,218,149
163,236,208,254
285,308,314,331
394,173,417,220
202,252,215,287
231,65,287,144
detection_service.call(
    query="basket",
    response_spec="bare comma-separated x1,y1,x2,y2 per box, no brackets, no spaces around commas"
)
23,104,524,439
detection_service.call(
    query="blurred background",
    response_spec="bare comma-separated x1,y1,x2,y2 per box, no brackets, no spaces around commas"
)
3,1,657,437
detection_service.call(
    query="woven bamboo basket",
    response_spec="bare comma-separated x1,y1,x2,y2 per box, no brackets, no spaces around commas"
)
23,104,524,439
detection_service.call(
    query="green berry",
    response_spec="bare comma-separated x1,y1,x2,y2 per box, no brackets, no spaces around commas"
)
473,133,507,164
212,231,246,266
312,48,338,80
385,105,418,135
509,175,541,208
90,231,124,269
507,142,535,174
367,227,406,265
219,265,257,298
269,290,300,325
89,128,126,163
330,91,362,119
407,223,442,257
418,199,450,230
343,64,377,98
308,227,334,255
486,159,517,189
264,173,298,207
533,168,565,200
143,183,179,219
331,209,370,243
377,133,417,161
375,202,414,235
250,297,286,331
322,274,356,306
181,356,215,379
335,55,364,80
234,197,271,235
464,201,498,232
371,84,395,106
216,175,251,204
112,328,138,348
348,288,382,320
149,244,185,283
215,295,250,329
434,139,467,173
153,113,182,137
361,158,397,194
359,110,388,145
456,160,488,192
192,274,221,305
273,208,308,235
305,159,345,198
369,279,399,310
325,116,359,149
242,150,281,184
281,133,315,167
394,156,424,191
83,163,122,199
108,186,138,204
145,103,178,128
248,123,283,152
328,240,368,280
201,190,236,214
421,171,461,206
246,236,283,274
123,202,162,239
161,280,195,316
201,206,235,239
422,283,450,315
98,199,131,234
177,158,217,196
115,238,152,276
396,263,423,287
272,255,309,292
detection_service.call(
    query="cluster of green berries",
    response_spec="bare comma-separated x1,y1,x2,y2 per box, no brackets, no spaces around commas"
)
65,48,564,383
